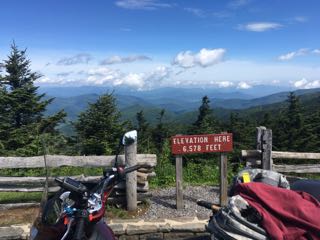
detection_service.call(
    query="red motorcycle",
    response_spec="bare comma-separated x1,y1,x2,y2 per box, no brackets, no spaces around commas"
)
30,130,145,240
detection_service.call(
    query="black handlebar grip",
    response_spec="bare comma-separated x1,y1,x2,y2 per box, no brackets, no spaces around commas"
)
123,165,140,174
197,199,214,209
73,216,85,240
54,177,63,184
197,199,221,212
123,164,150,175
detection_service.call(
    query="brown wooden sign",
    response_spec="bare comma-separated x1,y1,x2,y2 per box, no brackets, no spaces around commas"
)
171,133,233,154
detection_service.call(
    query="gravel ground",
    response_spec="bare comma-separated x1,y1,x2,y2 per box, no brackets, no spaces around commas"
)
141,186,220,220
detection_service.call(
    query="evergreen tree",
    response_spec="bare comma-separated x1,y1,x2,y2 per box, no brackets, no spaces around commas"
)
301,95,320,151
74,93,125,155
261,112,272,128
136,110,149,136
136,110,152,153
273,92,310,151
192,96,219,134
228,113,255,150
152,109,169,153
0,44,65,155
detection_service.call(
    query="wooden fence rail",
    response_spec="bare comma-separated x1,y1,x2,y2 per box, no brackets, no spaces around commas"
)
0,152,157,210
0,154,156,169
242,126,320,174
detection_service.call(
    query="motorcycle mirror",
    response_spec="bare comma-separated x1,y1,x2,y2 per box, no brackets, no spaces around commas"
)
122,130,137,146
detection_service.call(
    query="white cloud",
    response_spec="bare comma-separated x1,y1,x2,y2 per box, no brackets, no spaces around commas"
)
293,78,320,89
197,48,226,67
239,22,282,32
36,77,53,84
278,52,296,61
184,8,206,17
210,81,234,88
144,66,171,87
228,0,251,9
56,72,73,77
114,73,145,88
272,80,280,84
115,0,172,10
100,55,151,65
173,51,195,68
86,67,122,85
278,48,309,61
39,65,171,89
56,53,92,65
237,81,252,89
173,48,226,68
294,16,308,23
313,49,320,54
33,49,320,89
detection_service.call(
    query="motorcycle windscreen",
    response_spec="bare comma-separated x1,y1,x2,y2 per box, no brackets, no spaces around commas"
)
30,190,66,240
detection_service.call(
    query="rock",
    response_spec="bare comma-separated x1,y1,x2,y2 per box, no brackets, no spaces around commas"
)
172,223,206,233
110,223,126,235
164,232,195,240
126,224,158,235
139,232,164,240
0,227,24,240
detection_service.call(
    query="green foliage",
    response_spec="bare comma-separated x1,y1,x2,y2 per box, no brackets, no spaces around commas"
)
0,192,42,204
227,113,256,151
136,110,154,153
0,43,66,156
150,139,176,187
74,93,126,155
151,109,170,154
0,166,103,178
151,140,226,187
105,205,129,218
271,92,316,152
183,160,219,185
191,96,220,134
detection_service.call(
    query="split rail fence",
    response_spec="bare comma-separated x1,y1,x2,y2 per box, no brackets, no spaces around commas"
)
242,126,320,179
0,145,157,211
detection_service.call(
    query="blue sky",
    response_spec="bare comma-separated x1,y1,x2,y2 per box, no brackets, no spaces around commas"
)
0,0,320,90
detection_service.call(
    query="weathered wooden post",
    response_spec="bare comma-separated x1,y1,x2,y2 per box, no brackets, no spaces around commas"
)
219,131,228,207
247,126,267,168
125,136,137,211
261,128,273,170
176,154,184,210
255,126,273,170
220,153,228,206
256,126,266,151
174,134,184,210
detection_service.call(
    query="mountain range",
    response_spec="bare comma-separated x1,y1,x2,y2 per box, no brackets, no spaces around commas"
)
41,86,320,126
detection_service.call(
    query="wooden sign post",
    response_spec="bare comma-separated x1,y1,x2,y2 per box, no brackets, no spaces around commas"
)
171,133,233,209
175,155,184,210
220,132,228,207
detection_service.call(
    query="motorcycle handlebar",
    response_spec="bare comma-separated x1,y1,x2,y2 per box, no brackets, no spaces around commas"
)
55,164,150,195
117,164,150,179
123,164,149,174
197,199,221,212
